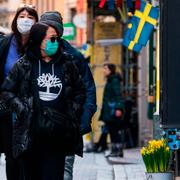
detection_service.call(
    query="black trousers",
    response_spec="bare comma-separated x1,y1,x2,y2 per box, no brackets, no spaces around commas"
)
20,143,66,180
6,154,20,180
106,121,121,144
0,115,20,180
96,126,108,150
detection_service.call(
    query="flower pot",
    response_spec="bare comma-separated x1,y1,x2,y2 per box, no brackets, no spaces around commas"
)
146,172,174,180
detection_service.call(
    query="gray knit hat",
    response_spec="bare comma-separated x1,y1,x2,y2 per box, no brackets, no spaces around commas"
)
40,11,64,37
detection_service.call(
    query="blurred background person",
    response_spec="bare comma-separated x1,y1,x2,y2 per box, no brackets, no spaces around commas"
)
99,63,125,157
0,32,5,35
0,29,5,167
0,31,5,39
0,5,38,180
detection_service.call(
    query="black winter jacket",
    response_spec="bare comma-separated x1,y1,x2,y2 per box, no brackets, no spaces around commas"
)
99,74,124,123
62,39,97,135
1,52,86,157
0,34,13,86
0,34,14,153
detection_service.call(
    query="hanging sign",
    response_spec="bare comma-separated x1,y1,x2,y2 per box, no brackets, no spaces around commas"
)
62,23,76,40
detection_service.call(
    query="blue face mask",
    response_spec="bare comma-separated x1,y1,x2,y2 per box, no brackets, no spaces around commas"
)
45,39,59,56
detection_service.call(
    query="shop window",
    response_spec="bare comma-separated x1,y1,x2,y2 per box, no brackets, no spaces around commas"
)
70,8,76,23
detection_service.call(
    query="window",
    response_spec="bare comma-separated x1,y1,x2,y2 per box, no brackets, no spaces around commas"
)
70,8,76,23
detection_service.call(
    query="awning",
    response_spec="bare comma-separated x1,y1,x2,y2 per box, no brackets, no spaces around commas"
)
95,38,123,46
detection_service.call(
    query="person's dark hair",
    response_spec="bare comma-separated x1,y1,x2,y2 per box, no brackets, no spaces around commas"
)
28,22,60,58
11,7,38,54
28,22,48,55
104,63,116,75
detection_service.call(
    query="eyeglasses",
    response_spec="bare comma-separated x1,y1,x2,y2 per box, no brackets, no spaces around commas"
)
19,3,36,10
49,36,61,43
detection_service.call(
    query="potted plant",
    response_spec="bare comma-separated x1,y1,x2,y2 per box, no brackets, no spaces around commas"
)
140,139,174,180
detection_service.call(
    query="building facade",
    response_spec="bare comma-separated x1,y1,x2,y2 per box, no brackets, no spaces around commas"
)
0,0,65,33
21,0,64,17
0,0,20,32
64,0,87,46
0,0,87,46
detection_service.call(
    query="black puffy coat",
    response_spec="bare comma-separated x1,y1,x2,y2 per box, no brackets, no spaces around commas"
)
1,52,86,157
0,34,13,86
0,34,14,153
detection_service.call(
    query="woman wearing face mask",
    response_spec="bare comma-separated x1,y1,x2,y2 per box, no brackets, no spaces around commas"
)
1,22,85,180
0,5,38,180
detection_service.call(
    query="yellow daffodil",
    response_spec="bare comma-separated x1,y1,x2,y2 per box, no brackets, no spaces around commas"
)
141,139,171,173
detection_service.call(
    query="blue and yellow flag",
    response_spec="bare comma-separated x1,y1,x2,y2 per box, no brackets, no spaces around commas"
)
81,43,92,59
122,1,159,52
123,19,143,52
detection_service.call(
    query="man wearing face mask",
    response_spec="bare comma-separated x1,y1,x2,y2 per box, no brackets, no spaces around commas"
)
0,5,38,180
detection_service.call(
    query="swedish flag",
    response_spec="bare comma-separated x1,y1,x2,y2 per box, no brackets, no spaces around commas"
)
122,1,159,52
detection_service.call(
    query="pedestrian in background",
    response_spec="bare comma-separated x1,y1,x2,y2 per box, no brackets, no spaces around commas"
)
99,63,125,157
40,11,97,180
0,30,6,166
0,5,38,180
0,31,5,38
1,21,86,179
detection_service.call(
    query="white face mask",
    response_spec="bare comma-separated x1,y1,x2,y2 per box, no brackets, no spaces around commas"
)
17,18,34,35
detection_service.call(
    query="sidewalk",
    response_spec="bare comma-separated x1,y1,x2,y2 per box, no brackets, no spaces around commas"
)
74,148,146,180
108,148,146,180
0,148,146,180
0,162,6,180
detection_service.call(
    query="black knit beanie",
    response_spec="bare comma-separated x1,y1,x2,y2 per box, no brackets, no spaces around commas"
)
40,11,64,37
